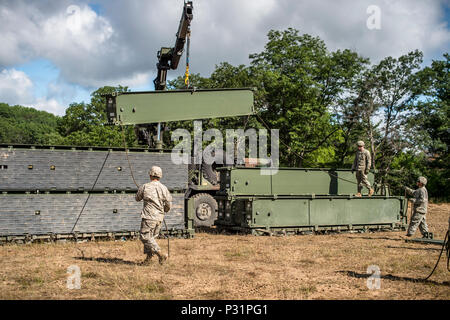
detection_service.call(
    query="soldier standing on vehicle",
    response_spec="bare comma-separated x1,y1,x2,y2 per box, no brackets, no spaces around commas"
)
351,140,374,197
404,176,429,238
135,166,172,265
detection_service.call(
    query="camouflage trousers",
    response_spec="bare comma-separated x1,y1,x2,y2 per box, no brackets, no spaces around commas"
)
356,171,371,193
140,219,162,256
407,210,428,236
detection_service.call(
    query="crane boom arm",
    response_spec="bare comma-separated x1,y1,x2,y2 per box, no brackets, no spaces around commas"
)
154,1,193,90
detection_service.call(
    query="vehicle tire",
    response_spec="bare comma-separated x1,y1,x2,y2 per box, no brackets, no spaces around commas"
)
201,149,232,185
192,193,218,227
201,162,218,185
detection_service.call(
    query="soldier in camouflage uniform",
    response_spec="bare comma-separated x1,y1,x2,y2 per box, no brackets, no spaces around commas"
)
351,140,374,197
404,176,429,238
135,166,172,265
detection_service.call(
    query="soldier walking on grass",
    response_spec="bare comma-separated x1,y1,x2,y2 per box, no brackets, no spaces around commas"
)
351,140,374,197
135,166,172,265
404,176,429,238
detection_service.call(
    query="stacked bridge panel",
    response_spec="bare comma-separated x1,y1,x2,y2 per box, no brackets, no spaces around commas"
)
0,146,187,191
0,145,191,243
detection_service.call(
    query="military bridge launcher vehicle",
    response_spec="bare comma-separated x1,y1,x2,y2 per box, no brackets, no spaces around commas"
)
0,144,408,243
0,1,408,242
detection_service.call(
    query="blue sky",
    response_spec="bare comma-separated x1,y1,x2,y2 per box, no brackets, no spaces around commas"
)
0,0,449,116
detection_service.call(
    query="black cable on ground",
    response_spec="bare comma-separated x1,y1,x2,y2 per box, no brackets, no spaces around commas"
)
424,230,449,281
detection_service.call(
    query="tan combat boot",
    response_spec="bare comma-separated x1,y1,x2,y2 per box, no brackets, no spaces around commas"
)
368,189,374,197
355,193,362,197
156,251,168,265
141,254,153,266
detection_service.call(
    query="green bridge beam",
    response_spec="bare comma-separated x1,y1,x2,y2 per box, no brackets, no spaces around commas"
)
106,88,255,125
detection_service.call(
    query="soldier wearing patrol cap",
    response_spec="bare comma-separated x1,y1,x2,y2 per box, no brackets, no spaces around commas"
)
351,140,374,197
135,166,172,265
404,176,429,238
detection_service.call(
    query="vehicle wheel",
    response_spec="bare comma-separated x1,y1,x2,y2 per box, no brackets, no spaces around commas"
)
201,149,232,185
201,162,219,185
192,193,218,227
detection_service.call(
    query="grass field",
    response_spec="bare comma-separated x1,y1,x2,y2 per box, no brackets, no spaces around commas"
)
0,203,448,300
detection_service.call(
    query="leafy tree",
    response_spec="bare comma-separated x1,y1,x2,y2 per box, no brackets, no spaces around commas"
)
339,50,424,190
372,51,424,180
248,29,368,167
0,103,63,145
168,29,374,168
399,53,449,199
57,85,138,148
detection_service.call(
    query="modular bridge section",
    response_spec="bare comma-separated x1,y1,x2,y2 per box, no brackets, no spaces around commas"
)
0,145,193,243
215,167,408,235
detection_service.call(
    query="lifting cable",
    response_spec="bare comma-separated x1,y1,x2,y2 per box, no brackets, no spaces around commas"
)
184,28,191,88
120,124,170,259
120,124,139,188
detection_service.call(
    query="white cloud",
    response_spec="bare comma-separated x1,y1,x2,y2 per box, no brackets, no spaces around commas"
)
97,0,449,77
0,68,34,105
0,68,66,115
0,0,448,97
42,4,113,54
33,97,66,116
0,1,150,88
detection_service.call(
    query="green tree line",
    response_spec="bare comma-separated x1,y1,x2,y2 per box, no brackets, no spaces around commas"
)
0,29,448,199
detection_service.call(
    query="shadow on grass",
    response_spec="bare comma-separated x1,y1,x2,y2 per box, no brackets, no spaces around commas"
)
75,256,141,266
386,245,441,251
347,236,405,242
338,270,450,287
195,226,222,234
195,226,248,236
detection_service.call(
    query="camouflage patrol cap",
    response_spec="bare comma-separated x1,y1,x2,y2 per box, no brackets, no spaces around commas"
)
149,166,163,178
356,140,365,147
417,176,427,185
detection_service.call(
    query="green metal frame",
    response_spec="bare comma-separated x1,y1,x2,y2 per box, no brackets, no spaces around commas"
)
106,88,255,125
215,195,407,234
185,197,195,237
215,166,406,234
218,167,376,196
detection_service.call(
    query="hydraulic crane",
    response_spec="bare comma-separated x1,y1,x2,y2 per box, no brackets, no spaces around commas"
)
137,1,193,149
153,0,193,91
104,1,254,227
